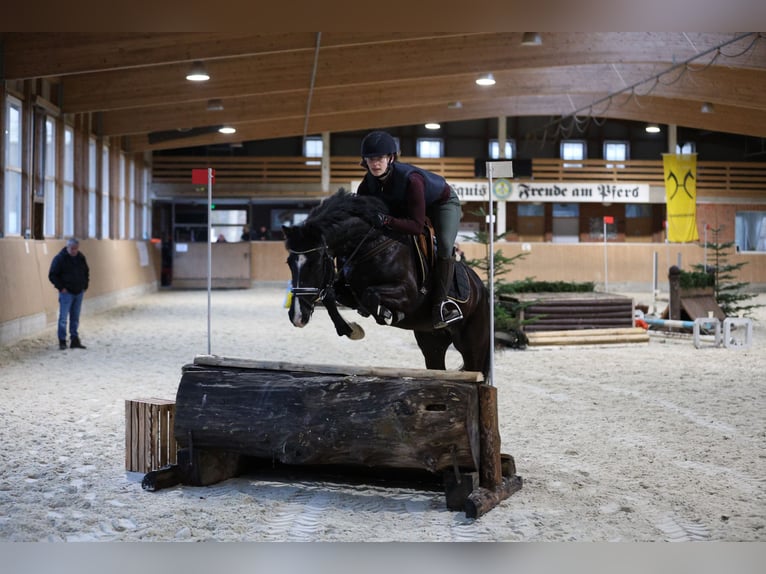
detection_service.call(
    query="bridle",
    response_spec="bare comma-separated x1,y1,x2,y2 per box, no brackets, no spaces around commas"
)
287,241,335,302
288,226,392,303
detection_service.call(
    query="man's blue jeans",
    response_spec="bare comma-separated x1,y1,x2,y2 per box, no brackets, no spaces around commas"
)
57,291,84,341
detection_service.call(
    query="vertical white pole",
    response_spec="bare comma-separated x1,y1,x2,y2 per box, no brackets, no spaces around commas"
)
603,219,608,292
207,168,213,355
484,160,513,387
704,224,708,270
487,169,495,387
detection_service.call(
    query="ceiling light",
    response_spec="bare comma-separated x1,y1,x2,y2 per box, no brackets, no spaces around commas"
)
700,102,714,113
521,32,542,46
645,124,661,134
475,73,495,86
218,126,236,134
207,99,224,111
185,61,210,82
425,122,441,130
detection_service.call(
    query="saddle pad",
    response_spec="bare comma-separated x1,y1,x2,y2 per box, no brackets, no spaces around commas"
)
449,263,471,303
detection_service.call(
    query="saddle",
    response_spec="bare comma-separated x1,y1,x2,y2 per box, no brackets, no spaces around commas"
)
412,219,470,303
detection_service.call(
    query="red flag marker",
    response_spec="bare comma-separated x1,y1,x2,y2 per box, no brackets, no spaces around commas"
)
191,168,215,184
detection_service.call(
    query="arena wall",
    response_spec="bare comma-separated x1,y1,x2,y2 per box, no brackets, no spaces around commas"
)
2,238,763,346
0,239,159,345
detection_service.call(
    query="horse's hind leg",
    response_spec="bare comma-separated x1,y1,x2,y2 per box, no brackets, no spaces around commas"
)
450,306,490,378
413,330,452,371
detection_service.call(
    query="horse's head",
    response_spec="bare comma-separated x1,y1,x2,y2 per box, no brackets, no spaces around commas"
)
283,223,335,328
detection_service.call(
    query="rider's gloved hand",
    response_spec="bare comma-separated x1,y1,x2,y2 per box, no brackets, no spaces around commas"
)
374,212,391,228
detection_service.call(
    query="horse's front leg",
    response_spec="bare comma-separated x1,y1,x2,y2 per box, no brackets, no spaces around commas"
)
323,290,365,340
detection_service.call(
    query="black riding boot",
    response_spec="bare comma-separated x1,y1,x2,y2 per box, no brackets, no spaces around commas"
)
70,336,87,349
432,256,463,329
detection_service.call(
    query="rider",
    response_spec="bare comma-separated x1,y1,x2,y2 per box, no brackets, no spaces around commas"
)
356,130,463,329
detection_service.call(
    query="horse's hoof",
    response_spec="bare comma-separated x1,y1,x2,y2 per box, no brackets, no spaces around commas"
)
348,323,365,340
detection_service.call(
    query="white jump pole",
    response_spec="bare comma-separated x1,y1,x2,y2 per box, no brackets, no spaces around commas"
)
485,161,513,386
603,218,608,292
206,167,213,355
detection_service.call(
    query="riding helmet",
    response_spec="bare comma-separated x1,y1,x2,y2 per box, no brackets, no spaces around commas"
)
360,131,398,158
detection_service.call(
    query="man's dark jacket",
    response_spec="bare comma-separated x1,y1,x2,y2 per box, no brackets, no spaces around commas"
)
49,248,90,294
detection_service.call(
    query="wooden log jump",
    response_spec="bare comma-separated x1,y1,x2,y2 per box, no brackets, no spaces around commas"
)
501,292,634,333
526,327,649,346
141,355,522,519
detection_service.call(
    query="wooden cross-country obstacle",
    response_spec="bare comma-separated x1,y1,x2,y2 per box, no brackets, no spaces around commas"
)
141,355,522,519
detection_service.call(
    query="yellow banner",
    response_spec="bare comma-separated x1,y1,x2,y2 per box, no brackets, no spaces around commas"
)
663,153,699,242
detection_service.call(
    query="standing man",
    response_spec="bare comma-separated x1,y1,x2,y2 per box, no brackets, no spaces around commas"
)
49,237,90,350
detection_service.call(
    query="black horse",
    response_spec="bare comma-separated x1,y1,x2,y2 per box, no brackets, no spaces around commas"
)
283,189,491,379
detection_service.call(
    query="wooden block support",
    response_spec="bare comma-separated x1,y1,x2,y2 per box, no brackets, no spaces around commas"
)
125,398,177,473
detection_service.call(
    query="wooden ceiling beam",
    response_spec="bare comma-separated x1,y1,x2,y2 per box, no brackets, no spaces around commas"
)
123,92,765,153
2,32,467,79
98,64,765,137
58,33,762,114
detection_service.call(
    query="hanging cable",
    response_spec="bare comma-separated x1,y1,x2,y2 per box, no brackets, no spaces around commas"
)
302,32,322,144
527,32,760,140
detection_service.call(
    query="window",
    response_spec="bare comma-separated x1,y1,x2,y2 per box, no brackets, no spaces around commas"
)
625,204,653,239
210,209,247,243
303,136,322,166
63,126,75,237
676,142,696,154
489,139,515,159
142,167,151,240
3,96,23,236
518,204,544,217
561,140,586,167
735,211,766,252
604,140,628,168
101,144,110,238
625,204,652,218
118,154,126,239
589,217,617,240
43,117,57,238
417,138,443,158
127,157,135,239
88,138,97,238
552,202,580,243
303,136,323,157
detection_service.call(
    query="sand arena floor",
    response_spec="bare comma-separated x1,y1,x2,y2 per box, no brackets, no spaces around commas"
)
0,284,764,542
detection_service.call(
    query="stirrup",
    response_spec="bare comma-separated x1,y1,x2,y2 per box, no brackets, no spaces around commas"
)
433,300,463,329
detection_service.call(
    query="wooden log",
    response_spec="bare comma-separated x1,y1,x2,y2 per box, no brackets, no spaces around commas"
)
524,304,632,314
193,354,484,383
527,333,649,346
526,317,633,325
174,366,481,474
528,327,647,339
465,475,523,519
141,448,242,491
477,385,501,490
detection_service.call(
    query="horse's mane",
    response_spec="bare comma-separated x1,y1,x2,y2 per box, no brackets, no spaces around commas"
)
304,189,387,242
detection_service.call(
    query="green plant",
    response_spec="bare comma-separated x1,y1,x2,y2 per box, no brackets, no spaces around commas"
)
499,278,596,294
678,270,715,290
690,226,761,317
462,207,528,335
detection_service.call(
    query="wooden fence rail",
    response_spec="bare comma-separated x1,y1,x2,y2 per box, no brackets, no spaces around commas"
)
152,156,766,199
